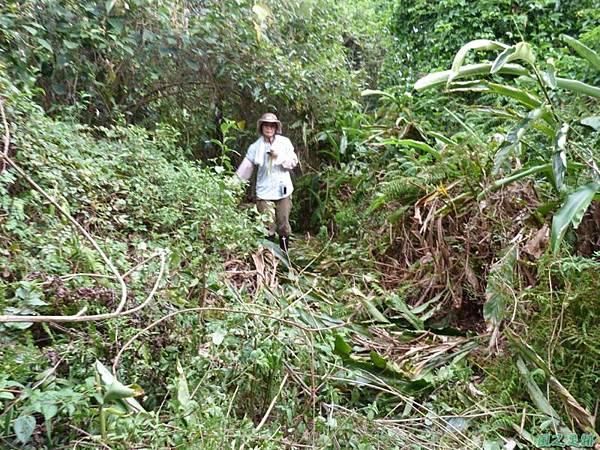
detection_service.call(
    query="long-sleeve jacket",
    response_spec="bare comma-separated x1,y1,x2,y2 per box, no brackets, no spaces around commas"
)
236,134,298,200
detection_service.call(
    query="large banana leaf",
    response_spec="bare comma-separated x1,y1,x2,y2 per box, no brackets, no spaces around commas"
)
555,77,600,98
552,123,569,192
516,358,565,431
447,81,556,130
561,34,600,72
476,163,552,201
551,182,600,253
414,63,528,91
491,42,535,73
360,89,397,100
483,244,517,333
416,65,600,98
447,80,542,109
372,138,441,159
447,39,509,85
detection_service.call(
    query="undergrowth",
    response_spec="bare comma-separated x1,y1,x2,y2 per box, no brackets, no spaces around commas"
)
2,6,600,450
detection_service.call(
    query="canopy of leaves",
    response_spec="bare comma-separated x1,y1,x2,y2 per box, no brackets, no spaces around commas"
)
386,0,599,86
0,0,382,157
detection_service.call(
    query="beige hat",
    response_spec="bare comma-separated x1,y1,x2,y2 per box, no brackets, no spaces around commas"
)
257,112,282,135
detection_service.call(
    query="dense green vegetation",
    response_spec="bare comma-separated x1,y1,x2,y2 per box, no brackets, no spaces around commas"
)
1,0,599,449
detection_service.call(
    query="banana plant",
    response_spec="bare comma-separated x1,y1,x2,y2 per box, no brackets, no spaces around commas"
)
415,36,600,253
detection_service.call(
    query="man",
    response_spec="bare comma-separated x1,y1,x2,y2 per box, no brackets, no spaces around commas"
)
236,113,298,252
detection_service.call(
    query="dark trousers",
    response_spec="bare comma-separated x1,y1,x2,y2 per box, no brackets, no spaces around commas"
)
257,196,292,236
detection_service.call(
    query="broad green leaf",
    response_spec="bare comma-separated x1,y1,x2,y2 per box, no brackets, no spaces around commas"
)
505,107,544,143
551,183,600,253
41,403,58,421
555,77,600,98
346,286,388,322
410,293,443,320
14,415,36,444
369,350,387,369
427,131,456,145
107,18,124,32
359,297,389,323
471,106,519,120
418,64,600,98
185,59,200,71
387,294,424,330
552,123,569,192
374,138,440,159
448,39,508,85
415,63,528,91
63,40,78,50
542,58,557,89
0,391,15,400
142,29,155,41
21,25,38,36
395,139,440,159
104,405,128,416
104,382,138,402
37,38,53,53
493,107,545,173
490,46,516,73
95,360,143,403
451,80,541,108
478,163,552,200
105,0,117,13
333,334,352,357
511,42,535,66
516,358,561,424
561,34,600,72
5,321,33,330
483,244,517,329
360,89,396,100
483,440,503,450
450,81,548,117
176,360,191,408
581,116,600,130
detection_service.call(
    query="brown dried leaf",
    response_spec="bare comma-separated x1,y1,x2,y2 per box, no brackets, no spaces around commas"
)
523,225,549,259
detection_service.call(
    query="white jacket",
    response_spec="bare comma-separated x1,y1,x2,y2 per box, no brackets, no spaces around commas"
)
236,135,298,200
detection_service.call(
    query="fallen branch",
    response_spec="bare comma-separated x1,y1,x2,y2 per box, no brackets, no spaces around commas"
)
1,97,9,156
256,373,289,432
0,250,166,323
0,96,9,174
112,306,348,373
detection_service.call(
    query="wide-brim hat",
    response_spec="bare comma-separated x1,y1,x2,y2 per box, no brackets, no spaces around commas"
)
257,112,282,135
